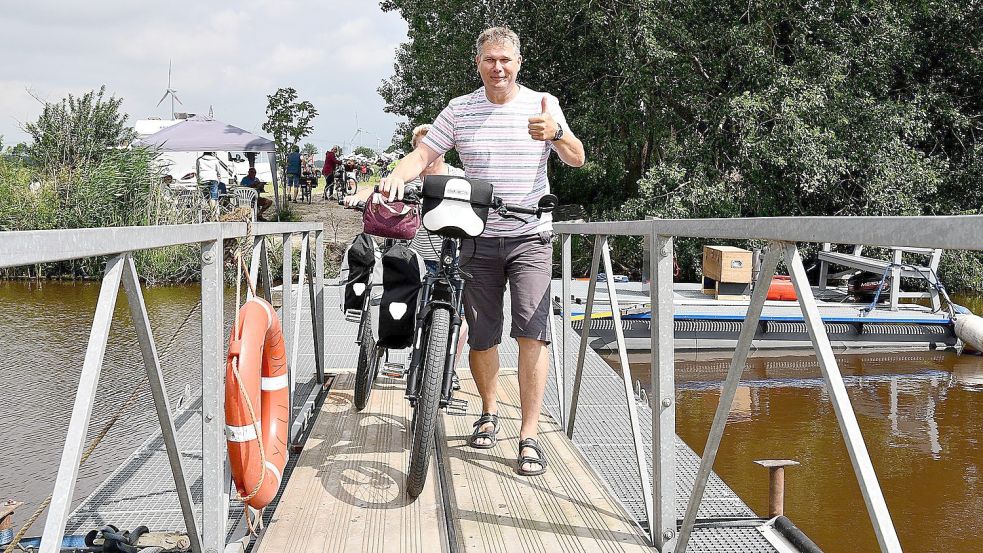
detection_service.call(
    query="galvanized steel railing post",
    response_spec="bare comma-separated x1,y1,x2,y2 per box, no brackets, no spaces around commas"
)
314,230,326,384
560,233,572,426
650,230,676,552
600,239,655,544
121,254,202,553
784,243,902,552
566,235,605,437
40,255,125,553
676,242,782,552
281,233,293,432
200,239,227,553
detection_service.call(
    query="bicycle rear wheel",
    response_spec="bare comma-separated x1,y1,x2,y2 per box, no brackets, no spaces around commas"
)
406,307,449,497
353,306,377,411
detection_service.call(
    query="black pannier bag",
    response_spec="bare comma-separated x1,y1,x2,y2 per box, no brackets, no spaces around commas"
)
421,175,495,238
339,233,379,320
377,243,426,349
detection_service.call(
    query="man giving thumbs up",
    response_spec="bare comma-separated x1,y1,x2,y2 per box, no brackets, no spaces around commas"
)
378,26,585,478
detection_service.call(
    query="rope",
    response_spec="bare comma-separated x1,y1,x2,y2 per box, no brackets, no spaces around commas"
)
860,261,960,320
230,213,264,537
3,300,200,553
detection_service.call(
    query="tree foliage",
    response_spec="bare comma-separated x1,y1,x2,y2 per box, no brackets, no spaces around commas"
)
353,146,377,158
24,86,134,171
301,142,318,156
380,0,983,287
262,87,318,159
380,0,982,216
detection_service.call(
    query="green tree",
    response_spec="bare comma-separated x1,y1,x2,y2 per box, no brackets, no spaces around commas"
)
381,0,983,288
24,85,134,170
301,142,318,156
353,146,377,158
262,87,318,160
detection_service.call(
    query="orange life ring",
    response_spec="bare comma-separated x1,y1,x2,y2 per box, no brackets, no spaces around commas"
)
225,297,290,510
767,275,798,301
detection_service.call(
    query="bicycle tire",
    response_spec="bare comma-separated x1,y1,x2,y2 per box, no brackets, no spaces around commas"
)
353,307,376,411
406,307,449,497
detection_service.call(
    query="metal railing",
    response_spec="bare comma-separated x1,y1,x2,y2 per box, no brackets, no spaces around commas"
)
0,221,326,553
552,215,983,553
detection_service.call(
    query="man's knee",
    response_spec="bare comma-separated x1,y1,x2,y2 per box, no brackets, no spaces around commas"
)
516,337,548,350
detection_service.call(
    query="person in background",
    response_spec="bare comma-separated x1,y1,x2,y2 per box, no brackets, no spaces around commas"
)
285,145,302,201
240,167,272,219
196,151,231,211
323,146,340,199
405,124,469,389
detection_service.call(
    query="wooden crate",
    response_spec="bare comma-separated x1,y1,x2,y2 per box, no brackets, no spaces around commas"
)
701,277,751,300
703,246,752,283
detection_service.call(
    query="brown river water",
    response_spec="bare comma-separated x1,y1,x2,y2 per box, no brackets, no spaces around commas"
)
2,280,981,553
607,292,983,553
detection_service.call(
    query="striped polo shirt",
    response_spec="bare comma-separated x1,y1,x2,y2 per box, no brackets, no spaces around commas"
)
421,84,568,237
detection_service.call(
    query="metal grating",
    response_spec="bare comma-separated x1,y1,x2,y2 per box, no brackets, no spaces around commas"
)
69,283,782,551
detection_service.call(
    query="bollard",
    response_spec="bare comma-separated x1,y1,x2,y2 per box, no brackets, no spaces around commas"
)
1,500,24,545
753,459,799,517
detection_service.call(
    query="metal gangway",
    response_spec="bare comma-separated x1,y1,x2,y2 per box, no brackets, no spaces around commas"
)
4,215,981,553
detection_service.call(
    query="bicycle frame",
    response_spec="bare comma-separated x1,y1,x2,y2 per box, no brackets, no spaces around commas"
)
404,237,465,408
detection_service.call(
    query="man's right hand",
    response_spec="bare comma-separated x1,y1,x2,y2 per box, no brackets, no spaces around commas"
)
379,177,406,201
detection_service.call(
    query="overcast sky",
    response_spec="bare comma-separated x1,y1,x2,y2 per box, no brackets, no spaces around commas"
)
0,0,409,154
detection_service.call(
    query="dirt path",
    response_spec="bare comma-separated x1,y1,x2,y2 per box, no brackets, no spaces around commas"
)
275,179,377,276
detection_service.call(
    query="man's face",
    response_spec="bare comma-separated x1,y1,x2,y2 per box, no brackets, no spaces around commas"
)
476,41,521,93
248,169,256,178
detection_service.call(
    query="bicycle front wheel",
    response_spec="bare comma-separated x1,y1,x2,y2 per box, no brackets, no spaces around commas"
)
406,307,449,497
353,306,377,411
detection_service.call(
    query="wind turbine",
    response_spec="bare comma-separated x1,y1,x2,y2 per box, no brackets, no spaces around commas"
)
156,60,183,120
348,112,366,150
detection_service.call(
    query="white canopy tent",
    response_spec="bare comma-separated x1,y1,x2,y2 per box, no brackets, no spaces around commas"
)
134,115,284,215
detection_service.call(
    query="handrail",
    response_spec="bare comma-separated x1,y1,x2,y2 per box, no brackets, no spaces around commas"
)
0,222,326,553
555,215,983,251
549,215,982,553
0,222,323,268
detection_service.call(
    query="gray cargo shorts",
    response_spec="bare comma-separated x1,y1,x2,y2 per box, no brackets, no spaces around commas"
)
460,231,554,351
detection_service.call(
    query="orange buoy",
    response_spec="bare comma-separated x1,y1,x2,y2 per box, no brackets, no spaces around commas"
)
225,297,290,510
767,275,797,301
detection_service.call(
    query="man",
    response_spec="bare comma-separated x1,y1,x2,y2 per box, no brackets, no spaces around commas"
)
322,146,340,199
196,151,231,210
380,27,585,476
285,145,302,201
240,167,272,219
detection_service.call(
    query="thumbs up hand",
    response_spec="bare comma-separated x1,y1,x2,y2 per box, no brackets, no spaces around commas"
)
527,96,558,141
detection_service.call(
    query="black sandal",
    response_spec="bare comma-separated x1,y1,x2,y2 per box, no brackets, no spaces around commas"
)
517,438,548,476
468,412,499,449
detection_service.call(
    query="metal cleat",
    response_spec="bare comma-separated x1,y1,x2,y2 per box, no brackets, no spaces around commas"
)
380,363,406,379
445,397,468,416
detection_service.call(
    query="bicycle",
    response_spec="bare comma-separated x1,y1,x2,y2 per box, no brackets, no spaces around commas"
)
343,188,422,411
398,176,557,497
299,173,315,204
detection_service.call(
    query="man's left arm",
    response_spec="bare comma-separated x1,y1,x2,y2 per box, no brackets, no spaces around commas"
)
528,95,586,167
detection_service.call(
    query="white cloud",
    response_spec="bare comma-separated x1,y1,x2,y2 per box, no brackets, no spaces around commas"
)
0,0,410,151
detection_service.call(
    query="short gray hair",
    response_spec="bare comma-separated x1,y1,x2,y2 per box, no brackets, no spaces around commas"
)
411,124,432,147
475,27,521,58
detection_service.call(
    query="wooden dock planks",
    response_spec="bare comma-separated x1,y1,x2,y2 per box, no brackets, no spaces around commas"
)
258,368,650,552
257,372,443,553
441,369,650,553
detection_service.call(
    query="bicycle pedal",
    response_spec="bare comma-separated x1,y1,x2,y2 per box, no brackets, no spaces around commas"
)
380,363,406,378
445,398,468,416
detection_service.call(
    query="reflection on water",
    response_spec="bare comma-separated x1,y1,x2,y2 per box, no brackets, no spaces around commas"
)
609,347,983,553
0,281,227,535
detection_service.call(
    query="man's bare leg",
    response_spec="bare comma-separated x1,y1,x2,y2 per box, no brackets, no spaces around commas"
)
516,337,549,472
470,345,500,446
